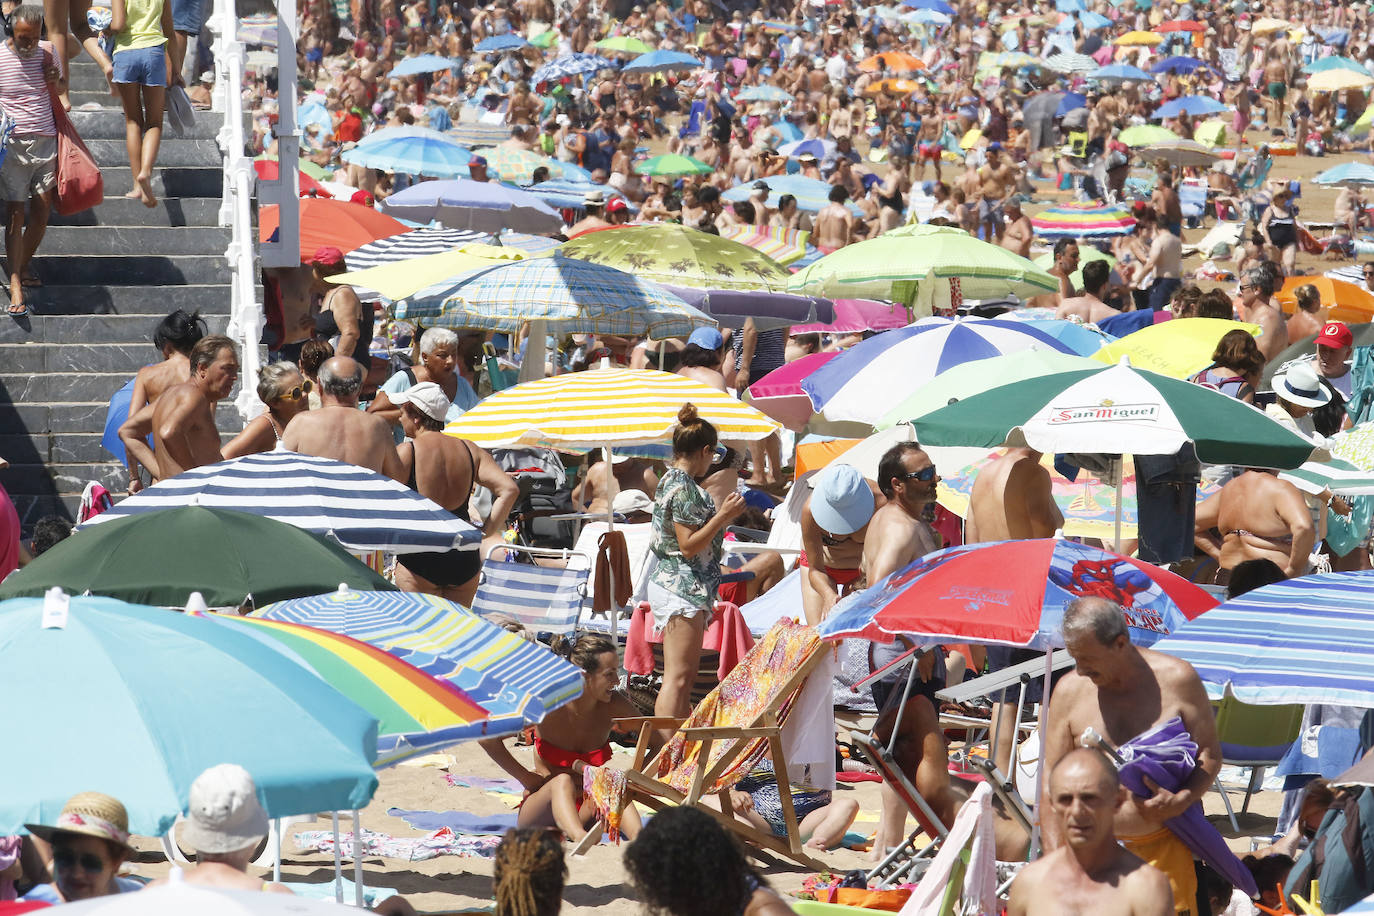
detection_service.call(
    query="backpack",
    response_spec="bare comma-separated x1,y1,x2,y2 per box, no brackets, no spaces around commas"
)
1285,786,1374,914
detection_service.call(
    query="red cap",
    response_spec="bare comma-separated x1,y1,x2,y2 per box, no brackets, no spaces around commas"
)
349,189,375,207
606,197,628,213
311,246,346,267
1316,321,1354,349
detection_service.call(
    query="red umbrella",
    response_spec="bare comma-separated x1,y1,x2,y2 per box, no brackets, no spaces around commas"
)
253,159,331,197
258,198,408,263
1155,19,1206,31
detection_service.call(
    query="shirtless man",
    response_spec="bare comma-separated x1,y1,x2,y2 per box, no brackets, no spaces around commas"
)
1194,470,1315,579
281,356,405,481
574,453,658,516
1286,283,1325,344
567,191,613,237
1001,199,1034,258
1029,239,1079,310
118,309,207,492
1056,260,1120,325
1009,749,1173,916
139,335,239,481
813,185,855,253
976,142,1019,242
1239,264,1288,363
1043,598,1224,914
800,463,880,625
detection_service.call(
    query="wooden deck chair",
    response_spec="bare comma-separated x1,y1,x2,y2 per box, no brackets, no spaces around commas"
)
574,618,830,867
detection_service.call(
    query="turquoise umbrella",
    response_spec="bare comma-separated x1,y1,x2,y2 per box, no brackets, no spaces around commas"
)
0,593,378,836
340,126,475,179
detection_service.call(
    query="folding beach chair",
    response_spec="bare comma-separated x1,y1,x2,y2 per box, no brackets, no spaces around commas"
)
851,729,949,887
573,618,831,867
469,544,590,635
1213,696,1304,831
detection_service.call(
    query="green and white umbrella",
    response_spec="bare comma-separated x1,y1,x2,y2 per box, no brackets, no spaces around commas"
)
1280,458,1374,496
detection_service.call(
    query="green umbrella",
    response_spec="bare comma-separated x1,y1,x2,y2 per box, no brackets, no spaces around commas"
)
634,153,714,177
1033,245,1116,290
786,223,1058,312
0,506,396,608
529,29,558,48
560,223,792,292
596,35,652,54
1118,124,1177,148
256,153,330,181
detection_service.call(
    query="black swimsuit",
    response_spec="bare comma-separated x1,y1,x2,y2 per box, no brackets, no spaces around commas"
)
397,440,484,587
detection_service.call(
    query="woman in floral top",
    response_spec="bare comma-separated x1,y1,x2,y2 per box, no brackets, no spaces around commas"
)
646,403,746,724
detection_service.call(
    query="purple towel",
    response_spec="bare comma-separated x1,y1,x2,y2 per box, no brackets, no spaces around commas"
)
1117,718,1259,898
387,809,518,835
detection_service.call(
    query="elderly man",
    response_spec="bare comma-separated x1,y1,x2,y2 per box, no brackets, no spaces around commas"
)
1001,199,1034,258
282,356,404,481
799,463,880,625
0,5,60,316
1043,597,1223,914
1239,263,1288,363
1009,749,1173,916
138,335,239,480
1194,470,1315,580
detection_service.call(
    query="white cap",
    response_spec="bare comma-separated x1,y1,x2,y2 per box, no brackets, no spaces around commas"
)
612,489,654,516
392,382,450,423
181,764,270,855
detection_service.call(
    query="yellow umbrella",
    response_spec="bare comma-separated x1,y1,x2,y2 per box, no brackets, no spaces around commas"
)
1308,69,1374,92
1194,119,1233,148
1091,317,1261,378
1115,30,1163,45
1250,17,1291,36
328,244,531,301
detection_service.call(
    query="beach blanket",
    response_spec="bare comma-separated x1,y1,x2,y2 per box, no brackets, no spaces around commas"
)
443,774,523,794
386,809,518,835
282,877,399,906
294,827,501,861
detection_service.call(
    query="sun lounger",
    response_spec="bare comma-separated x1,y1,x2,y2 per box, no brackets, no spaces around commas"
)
469,545,590,635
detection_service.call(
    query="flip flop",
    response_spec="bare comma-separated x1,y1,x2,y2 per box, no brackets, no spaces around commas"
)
7,301,28,318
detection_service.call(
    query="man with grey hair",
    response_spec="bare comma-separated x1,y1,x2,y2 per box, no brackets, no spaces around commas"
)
1042,597,1221,914
282,356,404,480
1240,261,1288,362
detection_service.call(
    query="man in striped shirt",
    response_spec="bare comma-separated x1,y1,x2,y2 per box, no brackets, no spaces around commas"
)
0,5,59,316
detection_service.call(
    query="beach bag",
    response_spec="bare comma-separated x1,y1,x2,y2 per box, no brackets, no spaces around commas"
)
1286,786,1374,913
50,98,102,215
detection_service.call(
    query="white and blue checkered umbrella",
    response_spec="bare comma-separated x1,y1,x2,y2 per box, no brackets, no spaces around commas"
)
532,53,616,84
78,451,479,554
1153,572,1374,708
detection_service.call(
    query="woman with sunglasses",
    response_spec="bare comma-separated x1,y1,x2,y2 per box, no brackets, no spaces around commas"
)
21,793,140,903
222,362,313,458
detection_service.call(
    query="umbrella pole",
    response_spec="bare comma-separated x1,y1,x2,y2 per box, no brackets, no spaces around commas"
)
331,811,342,902
1031,651,1054,859
353,809,365,908
605,441,621,669
882,650,922,756
275,817,284,886
1114,456,1124,554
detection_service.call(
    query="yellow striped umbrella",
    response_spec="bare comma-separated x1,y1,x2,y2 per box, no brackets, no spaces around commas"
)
444,367,780,450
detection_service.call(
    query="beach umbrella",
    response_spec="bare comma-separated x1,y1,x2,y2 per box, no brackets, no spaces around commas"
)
1274,277,1374,324
1155,19,1205,32
560,223,791,292
1279,457,1374,497
74,452,479,554
54,883,371,913
444,366,778,450
1088,63,1154,82
864,78,924,98
526,179,629,212
340,126,474,179
253,158,331,196
333,243,528,301
1309,68,1374,92
657,286,832,332
595,35,652,54
1055,91,1088,118
258,198,407,261
477,146,590,185
344,226,491,271
1151,573,1374,708
497,231,564,256
995,316,1115,355
295,99,333,138
1153,95,1230,119
978,51,1039,71
904,8,950,24
475,33,527,52
1192,119,1233,148
1076,10,1112,30
735,84,794,103
790,299,909,334
393,254,714,339
256,152,330,181
377,179,562,234
1303,56,1370,75
902,0,955,13
858,51,926,72
235,11,277,46
1114,29,1163,45
257,587,585,727
745,351,844,431
1030,201,1136,237
0,506,396,607
449,122,513,147
1119,124,1178,147
1250,17,1292,36
1031,245,1116,290
387,54,457,78
1332,425,1374,472
633,153,714,177
787,224,1060,311
723,174,862,216
1139,138,1220,168
718,224,811,266
1045,52,1097,73
1152,55,1209,75
778,137,837,161
1091,318,1262,379
0,592,379,835
800,317,1077,426
622,49,702,74
531,53,616,84
1313,162,1374,186
100,378,139,464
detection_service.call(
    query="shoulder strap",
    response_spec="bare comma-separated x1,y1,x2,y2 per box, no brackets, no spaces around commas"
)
403,366,417,386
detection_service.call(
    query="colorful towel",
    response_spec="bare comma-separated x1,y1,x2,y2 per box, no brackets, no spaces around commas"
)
386,809,518,835
294,827,500,861
584,765,629,843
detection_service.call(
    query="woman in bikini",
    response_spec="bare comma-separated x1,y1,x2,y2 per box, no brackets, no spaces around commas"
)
222,362,312,459
480,634,643,843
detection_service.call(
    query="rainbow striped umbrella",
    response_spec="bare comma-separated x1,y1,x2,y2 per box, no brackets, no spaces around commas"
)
1030,201,1137,238
718,224,812,266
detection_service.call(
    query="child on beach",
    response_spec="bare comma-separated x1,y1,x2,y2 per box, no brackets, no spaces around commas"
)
110,0,179,208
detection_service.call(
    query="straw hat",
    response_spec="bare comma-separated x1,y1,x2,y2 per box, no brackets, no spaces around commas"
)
26,792,133,853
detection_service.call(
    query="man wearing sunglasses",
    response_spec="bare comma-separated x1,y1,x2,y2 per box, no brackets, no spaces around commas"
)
863,442,942,588
1238,262,1287,363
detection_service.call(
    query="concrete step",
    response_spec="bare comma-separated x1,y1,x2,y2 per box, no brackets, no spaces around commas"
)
66,68,114,92
69,89,119,107
39,226,231,256
86,138,224,169
0,311,229,345
2,399,242,438
0,283,230,315
30,254,229,286
70,106,224,141
4,418,241,469
50,195,223,227
3,461,129,503
7,493,84,531
100,166,222,198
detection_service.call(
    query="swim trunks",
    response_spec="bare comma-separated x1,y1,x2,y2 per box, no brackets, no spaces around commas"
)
1121,826,1198,915
1267,81,1287,101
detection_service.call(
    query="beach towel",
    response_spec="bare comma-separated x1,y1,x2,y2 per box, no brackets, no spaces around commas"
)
294,827,501,861
386,809,517,835
898,783,997,916
443,774,523,794
623,599,755,679
592,529,631,613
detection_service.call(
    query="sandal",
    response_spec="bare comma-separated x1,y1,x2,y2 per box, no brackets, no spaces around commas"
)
7,301,28,318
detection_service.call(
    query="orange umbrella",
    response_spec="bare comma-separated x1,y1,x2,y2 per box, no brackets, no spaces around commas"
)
258,198,409,263
858,51,926,73
1274,277,1374,324
794,438,861,478
863,77,924,95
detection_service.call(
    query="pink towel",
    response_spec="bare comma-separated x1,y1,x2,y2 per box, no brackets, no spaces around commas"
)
623,601,756,681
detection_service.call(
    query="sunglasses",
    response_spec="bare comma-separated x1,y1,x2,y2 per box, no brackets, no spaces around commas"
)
900,466,938,482
279,379,314,401
53,847,107,873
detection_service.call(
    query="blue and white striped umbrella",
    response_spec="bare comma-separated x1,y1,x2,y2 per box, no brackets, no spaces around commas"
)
801,317,1077,426
532,53,616,84
525,179,633,212
1152,572,1374,708
387,54,458,78
257,588,585,727
345,226,492,271
78,451,479,554
735,84,794,103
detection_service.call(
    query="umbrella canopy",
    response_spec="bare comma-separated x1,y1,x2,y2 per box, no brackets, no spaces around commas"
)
904,0,955,12
1115,30,1164,45
736,84,794,102
858,51,926,72
779,137,838,161
1152,573,1374,707
259,199,408,261
257,587,585,727
0,593,378,835
718,224,811,266
479,146,590,185
1030,201,1137,238
1152,55,1210,75
1280,458,1374,496
786,223,1059,308
595,35,652,54
1333,424,1374,471
633,153,714,177
377,179,562,234
532,53,616,83
801,317,1077,426
343,227,491,271
746,351,843,431
340,126,474,179
529,28,558,47
1313,162,1374,187
334,243,528,301
1045,52,1098,73
1308,69,1374,92
475,33,528,51
1088,63,1154,82
1119,124,1178,147
1155,19,1205,31
560,224,791,292
1091,318,1262,378
443,367,779,450
723,174,862,215
1192,119,1234,148
257,152,330,181
75,452,480,553
526,179,629,212
791,298,909,335
1153,96,1230,119
1303,56,1369,74
622,49,702,74
1139,138,1220,168
101,378,139,464
818,538,1215,649
1056,91,1088,117
658,286,832,332
1274,277,1374,324
253,159,330,196
392,254,714,339
387,54,457,78
914,359,1325,468
996,315,1115,356
0,506,397,607
449,122,513,146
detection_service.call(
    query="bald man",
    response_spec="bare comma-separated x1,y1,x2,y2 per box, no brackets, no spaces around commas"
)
281,356,404,481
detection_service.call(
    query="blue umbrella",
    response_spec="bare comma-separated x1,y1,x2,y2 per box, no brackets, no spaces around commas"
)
532,53,616,83
387,54,458,78
906,8,951,24
1056,0,1086,10
1153,95,1230,119
101,377,140,464
526,179,633,211
297,98,333,138
657,285,834,332
735,84,794,103
903,0,955,13
1077,10,1112,29
1056,91,1087,117
378,179,562,234
622,49,703,75
1314,162,1374,186
778,137,836,161
341,126,474,179
723,174,863,216
475,33,528,52
0,593,378,835
1006,317,1115,355
1152,55,1210,75
1089,63,1154,82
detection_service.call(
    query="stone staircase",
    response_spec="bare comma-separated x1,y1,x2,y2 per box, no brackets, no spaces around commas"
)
0,57,241,530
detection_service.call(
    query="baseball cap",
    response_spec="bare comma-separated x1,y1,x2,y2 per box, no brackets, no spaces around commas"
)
470,154,488,167
181,764,270,855
611,489,654,516
391,382,451,422
1316,321,1354,350
752,179,770,193
607,197,628,213
987,140,1003,152
688,326,724,350
311,246,345,267
810,463,875,536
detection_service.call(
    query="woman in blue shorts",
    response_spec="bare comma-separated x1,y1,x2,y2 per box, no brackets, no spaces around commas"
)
111,0,179,208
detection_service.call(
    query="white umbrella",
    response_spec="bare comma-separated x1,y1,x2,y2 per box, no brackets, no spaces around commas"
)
56,881,365,913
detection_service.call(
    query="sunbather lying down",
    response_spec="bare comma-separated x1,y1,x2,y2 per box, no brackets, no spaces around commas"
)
873,693,1031,862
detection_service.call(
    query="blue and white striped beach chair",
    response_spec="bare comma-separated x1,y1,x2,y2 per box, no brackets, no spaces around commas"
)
470,545,590,636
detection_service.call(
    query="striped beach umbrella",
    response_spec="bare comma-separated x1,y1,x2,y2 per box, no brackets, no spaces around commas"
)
340,126,474,179
1280,458,1374,496
718,225,811,266
1152,573,1374,707
1030,201,1137,237
532,53,616,84
345,227,492,271
77,451,479,554
257,588,585,727
443,367,779,450
478,146,591,185
1045,52,1097,73
448,122,511,147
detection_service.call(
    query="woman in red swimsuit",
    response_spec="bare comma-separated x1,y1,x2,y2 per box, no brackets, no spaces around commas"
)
480,635,643,843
